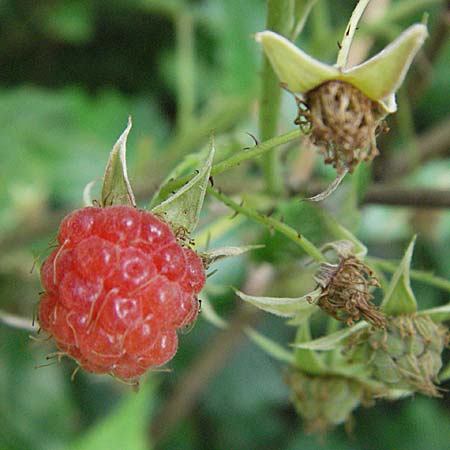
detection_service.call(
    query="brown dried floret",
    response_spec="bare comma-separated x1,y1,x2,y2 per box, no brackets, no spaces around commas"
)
315,252,385,328
301,80,385,173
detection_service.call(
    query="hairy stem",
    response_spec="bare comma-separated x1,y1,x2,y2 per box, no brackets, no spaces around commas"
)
155,129,300,205
336,0,371,69
207,187,326,263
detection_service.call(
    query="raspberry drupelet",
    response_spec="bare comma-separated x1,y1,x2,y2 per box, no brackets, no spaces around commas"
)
39,205,206,380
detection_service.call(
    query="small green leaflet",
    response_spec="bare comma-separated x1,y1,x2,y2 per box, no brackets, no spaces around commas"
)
152,141,214,234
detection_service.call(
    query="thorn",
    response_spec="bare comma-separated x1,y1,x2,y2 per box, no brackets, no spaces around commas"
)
337,41,342,49
209,176,214,187
245,132,259,146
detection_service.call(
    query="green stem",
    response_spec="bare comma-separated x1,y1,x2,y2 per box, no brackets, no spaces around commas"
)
175,10,196,134
259,0,293,195
207,187,325,263
291,0,318,40
155,129,300,205
336,0,371,69
368,257,450,293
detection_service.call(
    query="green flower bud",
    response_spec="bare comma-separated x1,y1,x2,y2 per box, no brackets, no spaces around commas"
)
285,370,369,433
356,315,447,396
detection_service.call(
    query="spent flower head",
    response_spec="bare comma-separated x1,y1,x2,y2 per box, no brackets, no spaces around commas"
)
256,21,427,183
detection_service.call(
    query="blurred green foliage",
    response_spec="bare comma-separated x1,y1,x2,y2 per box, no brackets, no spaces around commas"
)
0,0,449,449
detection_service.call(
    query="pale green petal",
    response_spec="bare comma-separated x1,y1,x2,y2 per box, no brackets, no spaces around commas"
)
255,30,339,95
343,24,427,112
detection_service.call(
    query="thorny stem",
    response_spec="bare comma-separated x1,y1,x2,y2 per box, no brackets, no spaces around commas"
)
207,187,326,263
155,129,300,204
336,0,371,69
367,257,450,293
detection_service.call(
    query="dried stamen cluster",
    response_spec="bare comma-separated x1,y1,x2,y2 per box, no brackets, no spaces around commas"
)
303,80,384,172
315,255,385,327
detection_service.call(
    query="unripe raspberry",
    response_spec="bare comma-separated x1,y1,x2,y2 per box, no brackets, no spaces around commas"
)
38,205,206,380
285,370,367,433
354,315,447,396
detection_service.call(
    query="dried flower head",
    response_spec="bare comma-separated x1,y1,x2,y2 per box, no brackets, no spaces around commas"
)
314,242,385,327
256,22,427,195
301,80,384,172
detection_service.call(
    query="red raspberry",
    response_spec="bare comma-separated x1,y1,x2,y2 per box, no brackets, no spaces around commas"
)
38,205,205,380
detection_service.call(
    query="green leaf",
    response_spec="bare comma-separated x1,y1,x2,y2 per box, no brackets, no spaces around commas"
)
381,236,418,315
293,321,369,351
418,303,450,323
255,30,339,95
70,380,155,450
344,24,427,113
234,288,321,318
152,141,214,233
101,117,136,207
200,244,264,265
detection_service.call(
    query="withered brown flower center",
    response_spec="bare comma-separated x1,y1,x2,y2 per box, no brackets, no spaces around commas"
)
299,80,385,173
315,255,385,328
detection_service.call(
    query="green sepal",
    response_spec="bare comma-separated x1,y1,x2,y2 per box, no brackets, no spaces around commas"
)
149,150,207,209
293,321,369,351
152,141,214,234
101,117,136,207
200,245,264,266
344,24,427,113
255,30,339,95
256,23,427,114
293,321,326,375
234,288,321,318
418,303,450,323
380,236,418,315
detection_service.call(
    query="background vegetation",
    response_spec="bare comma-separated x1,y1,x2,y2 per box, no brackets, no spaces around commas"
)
0,0,449,449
